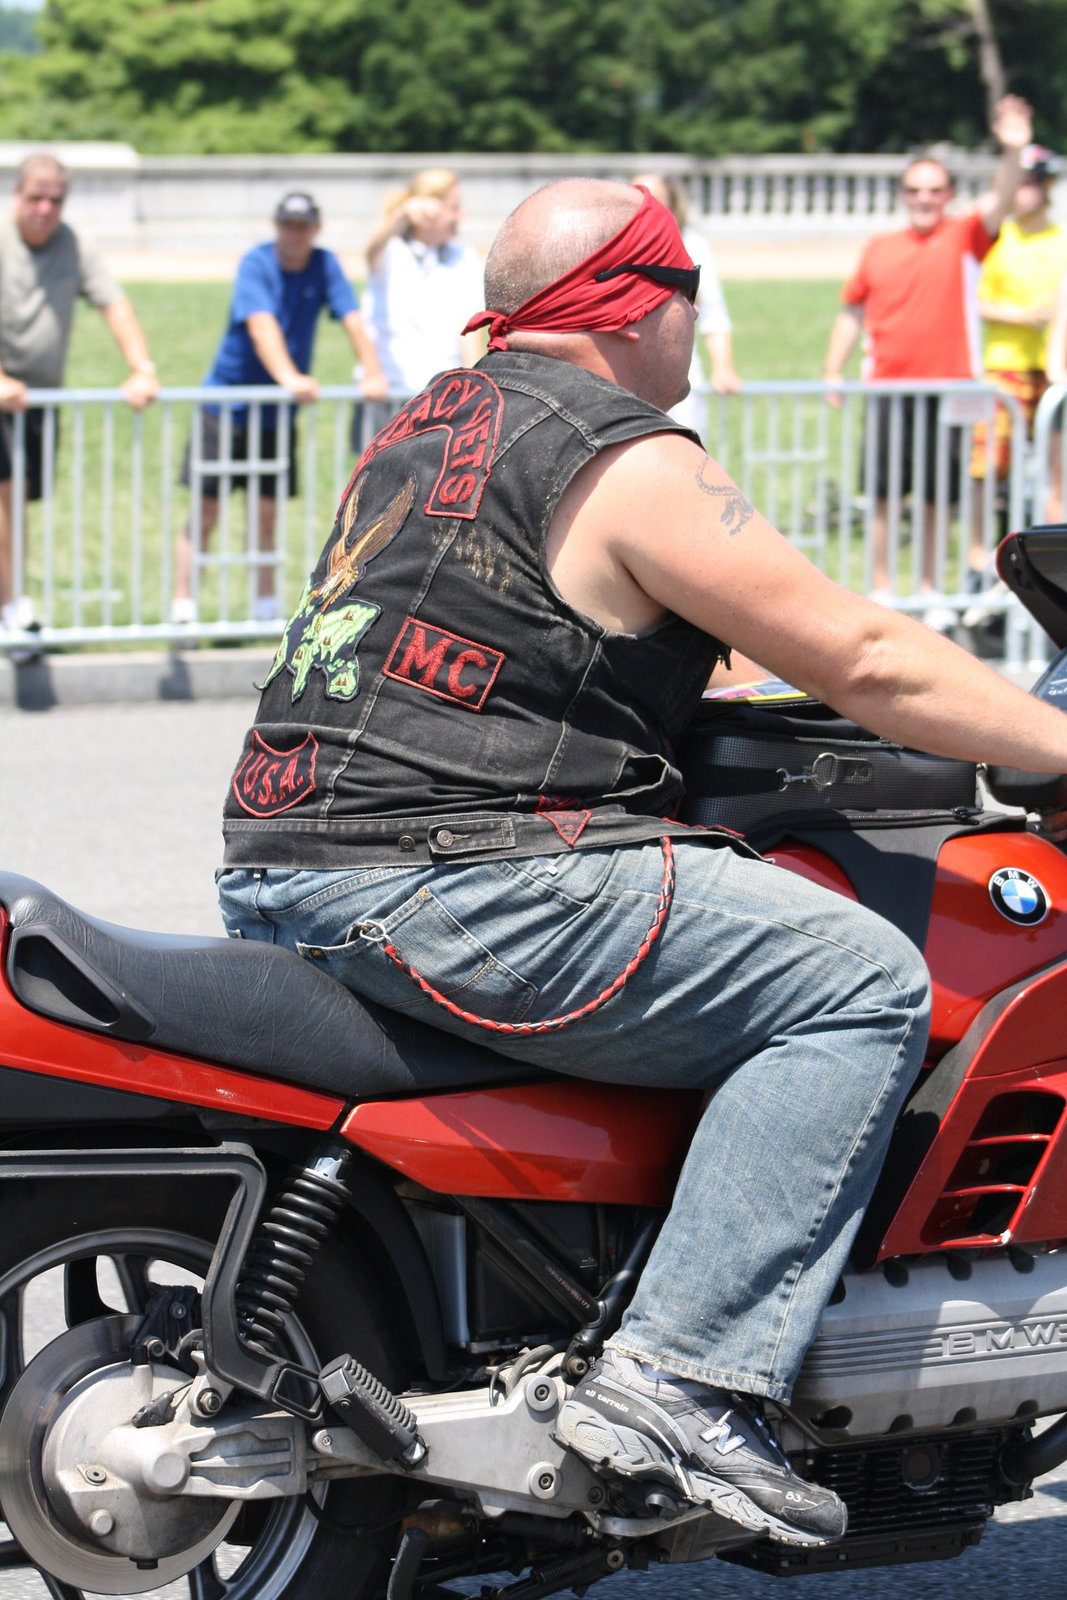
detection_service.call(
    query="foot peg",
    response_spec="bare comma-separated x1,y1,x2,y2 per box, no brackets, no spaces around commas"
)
642,1488,683,1518
319,1354,427,1467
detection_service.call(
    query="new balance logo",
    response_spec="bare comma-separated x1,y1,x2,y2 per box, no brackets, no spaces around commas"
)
700,1414,745,1456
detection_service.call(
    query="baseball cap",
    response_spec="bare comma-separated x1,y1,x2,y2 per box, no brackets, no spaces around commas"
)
274,191,321,225
1021,145,1061,181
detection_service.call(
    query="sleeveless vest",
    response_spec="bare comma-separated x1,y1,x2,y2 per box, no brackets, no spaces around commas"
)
222,350,732,869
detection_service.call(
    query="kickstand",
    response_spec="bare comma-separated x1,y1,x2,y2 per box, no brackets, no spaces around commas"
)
387,1526,432,1600
479,1549,623,1600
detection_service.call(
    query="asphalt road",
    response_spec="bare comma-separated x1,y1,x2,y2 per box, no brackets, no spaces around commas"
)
2,696,1067,1598
1,696,254,934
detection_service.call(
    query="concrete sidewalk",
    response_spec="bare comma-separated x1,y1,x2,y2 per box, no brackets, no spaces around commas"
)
0,642,1037,711
0,646,271,711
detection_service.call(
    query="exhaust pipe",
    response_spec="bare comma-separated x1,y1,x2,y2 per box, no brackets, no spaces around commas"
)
1001,1412,1067,1486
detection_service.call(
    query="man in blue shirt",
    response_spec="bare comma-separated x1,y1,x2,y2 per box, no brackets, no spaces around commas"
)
175,192,387,623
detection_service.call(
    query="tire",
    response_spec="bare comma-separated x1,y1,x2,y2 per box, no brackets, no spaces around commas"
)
0,1172,407,1600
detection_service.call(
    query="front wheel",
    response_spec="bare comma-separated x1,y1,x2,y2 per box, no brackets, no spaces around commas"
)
0,1175,406,1600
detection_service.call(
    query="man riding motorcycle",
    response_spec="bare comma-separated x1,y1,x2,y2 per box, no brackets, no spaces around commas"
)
216,178,1067,1549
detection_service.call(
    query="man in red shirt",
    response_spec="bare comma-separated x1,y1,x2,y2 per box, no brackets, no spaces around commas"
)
823,96,1032,610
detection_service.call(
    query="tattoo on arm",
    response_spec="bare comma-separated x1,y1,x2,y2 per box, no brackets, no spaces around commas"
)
696,456,755,535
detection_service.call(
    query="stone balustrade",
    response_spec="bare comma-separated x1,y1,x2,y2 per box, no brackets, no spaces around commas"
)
0,143,1018,264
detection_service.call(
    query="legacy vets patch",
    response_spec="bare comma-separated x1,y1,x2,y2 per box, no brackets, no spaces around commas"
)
350,370,503,520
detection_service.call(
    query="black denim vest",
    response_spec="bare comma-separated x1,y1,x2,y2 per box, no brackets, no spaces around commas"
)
222,350,731,869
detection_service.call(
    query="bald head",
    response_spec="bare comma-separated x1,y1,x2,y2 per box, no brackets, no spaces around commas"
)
14,152,68,249
17,152,67,192
484,179,642,316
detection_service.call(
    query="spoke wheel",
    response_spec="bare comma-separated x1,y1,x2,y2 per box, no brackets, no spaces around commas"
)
0,1176,406,1600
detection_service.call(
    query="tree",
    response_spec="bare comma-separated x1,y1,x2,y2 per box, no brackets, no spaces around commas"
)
0,0,1063,155
0,4,39,55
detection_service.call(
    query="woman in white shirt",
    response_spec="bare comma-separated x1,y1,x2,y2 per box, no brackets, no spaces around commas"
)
362,169,484,400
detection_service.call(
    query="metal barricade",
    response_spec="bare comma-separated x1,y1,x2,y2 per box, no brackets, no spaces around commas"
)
1031,381,1067,526
700,378,1043,670
0,383,403,653
0,379,1048,670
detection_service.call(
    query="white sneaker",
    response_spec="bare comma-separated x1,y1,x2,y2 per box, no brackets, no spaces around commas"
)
170,596,198,626
253,594,283,622
1,597,42,665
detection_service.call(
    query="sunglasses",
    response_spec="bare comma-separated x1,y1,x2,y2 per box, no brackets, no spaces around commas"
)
594,261,701,304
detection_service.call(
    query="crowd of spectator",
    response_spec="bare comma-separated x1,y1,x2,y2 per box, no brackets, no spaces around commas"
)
3,123,1067,655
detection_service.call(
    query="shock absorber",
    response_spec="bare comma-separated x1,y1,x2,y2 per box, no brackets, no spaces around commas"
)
235,1142,352,1352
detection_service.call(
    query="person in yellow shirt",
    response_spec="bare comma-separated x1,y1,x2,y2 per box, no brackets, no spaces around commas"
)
971,144,1066,563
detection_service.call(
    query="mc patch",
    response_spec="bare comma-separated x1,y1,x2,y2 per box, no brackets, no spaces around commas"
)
383,616,505,710
348,371,503,520
233,730,318,816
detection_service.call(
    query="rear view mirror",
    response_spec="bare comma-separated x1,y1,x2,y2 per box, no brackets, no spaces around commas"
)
998,525,1067,648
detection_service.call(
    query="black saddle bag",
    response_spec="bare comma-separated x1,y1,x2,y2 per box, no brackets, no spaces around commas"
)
677,690,980,845
676,688,990,950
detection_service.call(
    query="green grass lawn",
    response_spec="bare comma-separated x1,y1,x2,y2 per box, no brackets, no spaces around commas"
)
725,280,848,382
64,278,851,391
28,276,860,633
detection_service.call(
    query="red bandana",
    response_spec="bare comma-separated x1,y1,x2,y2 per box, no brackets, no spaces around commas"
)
463,188,695,351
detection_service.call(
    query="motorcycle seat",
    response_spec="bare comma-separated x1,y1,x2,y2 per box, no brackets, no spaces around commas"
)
0,872,550,1100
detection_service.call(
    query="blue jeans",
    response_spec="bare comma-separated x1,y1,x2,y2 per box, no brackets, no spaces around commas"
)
217,841,930,1401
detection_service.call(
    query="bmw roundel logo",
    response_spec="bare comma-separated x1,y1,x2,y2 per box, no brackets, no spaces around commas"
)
988,867,1050,927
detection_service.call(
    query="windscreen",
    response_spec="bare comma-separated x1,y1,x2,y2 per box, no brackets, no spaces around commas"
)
998,525,1067,648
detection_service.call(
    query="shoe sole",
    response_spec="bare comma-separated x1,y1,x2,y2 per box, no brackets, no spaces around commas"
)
556,1399,839,1548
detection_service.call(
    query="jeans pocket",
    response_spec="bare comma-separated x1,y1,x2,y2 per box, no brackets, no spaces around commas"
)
490,850,614,912
299,884,538,1025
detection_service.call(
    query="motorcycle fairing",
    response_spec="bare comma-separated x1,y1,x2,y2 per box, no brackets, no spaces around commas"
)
0,878,705,1210
877,952,1067,1256
774,832,1067,1053
342,1083,702,1205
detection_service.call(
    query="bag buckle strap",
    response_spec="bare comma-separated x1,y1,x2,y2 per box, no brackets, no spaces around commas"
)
777,752,873,792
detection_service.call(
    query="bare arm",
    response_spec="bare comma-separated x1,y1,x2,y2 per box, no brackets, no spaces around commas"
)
364,196,445,273
245,312,318,402
552,433,1067,775
364,208,407,274
978,94,1033,237
706,330,742,395
823,305,863,382
0,366,27,412
341,309,388,400
978,296,1052,329
101,297,159,410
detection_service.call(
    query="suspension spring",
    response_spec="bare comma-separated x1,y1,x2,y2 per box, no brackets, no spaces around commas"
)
235,1144,352,1352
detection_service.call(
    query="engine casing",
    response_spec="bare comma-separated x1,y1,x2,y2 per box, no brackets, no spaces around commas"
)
789,1248,1067,1442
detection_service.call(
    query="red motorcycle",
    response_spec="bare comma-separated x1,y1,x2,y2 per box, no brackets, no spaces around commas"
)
3,527,1067,1600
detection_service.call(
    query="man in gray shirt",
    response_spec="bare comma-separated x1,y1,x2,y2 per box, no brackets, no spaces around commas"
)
0,151,159,645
